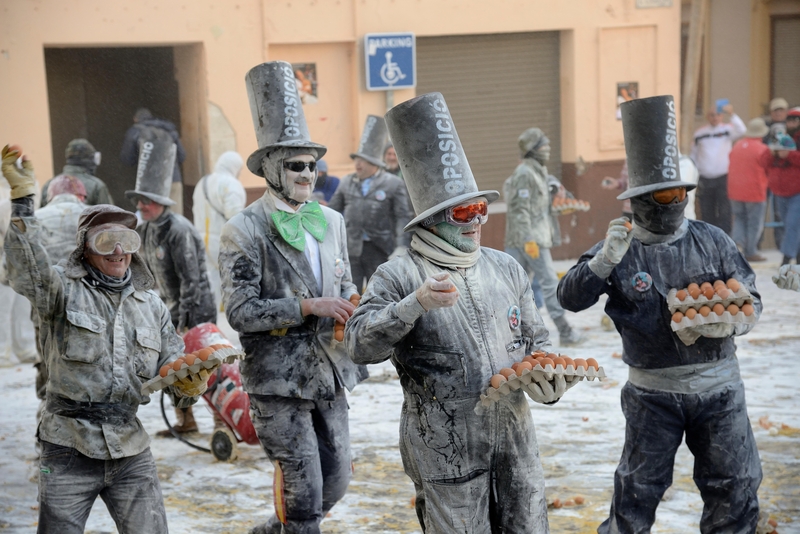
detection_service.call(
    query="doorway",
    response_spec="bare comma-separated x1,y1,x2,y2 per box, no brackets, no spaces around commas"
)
44,44,208,216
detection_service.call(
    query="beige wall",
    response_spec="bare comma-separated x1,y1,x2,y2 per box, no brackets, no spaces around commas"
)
0,0,681,190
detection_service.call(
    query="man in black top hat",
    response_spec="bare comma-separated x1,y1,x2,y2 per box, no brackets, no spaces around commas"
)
328,115,411,290
125,128,216,435
558,95,762,533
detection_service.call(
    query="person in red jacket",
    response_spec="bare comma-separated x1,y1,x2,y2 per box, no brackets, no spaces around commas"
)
728,118,771,262
760,134,800,265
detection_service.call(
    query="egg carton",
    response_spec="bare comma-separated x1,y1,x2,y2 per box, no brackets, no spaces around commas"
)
670,307,756,333
140,347,246,395
666,285,753,314
552,200,590,215
479,363,606,407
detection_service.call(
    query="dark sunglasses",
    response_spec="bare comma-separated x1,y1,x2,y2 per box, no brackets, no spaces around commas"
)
283,161,317,173
652,187,687,205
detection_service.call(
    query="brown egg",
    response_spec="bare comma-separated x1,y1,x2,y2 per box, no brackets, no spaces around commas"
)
573,358,589,370
699,306,712,317
197,348,214,361
515,361,533,375
564,499,576,507
687,283,701,299
685,308,698,320
715,287,731,299
334,329,344,342
713,280,726,290
727,304,739,315
562,356,575,368
552,357,566,368
727,278,741,292
159,364,171,378
172,358,185,371
511,362,522,372
586,357,599,370
552,498,562,509
676,289,688,301
700,281,713,291
523,355,536,365
672,311,684,323
531,350,546,358
574,495,585,505
540,357,555,368
546,353,559,359
184,353,197,366
702,287,715,300
499,368,516,379
490,374,507,389
712,303,725,316
742,303,755,316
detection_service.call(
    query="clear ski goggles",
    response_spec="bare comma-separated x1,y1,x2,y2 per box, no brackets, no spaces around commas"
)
652,187,687,205
86,228,141,255
427,200,489,227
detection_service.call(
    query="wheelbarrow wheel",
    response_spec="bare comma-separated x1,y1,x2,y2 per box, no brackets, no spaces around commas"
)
210,427,238,461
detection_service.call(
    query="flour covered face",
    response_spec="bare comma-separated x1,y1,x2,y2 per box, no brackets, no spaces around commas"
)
282,154,317,203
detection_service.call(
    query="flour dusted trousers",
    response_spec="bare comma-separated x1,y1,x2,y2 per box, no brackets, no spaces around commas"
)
598,381,761,534
249,388,351,534
401,391,549,534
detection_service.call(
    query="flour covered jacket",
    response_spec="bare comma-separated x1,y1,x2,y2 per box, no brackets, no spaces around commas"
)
4,215,191,460
218,192,365,400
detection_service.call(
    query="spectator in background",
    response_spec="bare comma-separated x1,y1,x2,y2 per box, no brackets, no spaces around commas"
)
691,103,746,234
311,160,339,205
383,143,401,178
328,115,412,291
786,107,800,147
40,139,113,208
728,118,771,263
765,97,789,130
192,151,246,309
761,134,800,266
120,108,187,214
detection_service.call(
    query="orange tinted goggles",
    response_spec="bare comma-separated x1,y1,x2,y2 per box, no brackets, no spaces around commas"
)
652,187,687,205
447,201,489,226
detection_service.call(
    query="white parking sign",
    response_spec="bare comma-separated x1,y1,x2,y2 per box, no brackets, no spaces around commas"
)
364,32,416,91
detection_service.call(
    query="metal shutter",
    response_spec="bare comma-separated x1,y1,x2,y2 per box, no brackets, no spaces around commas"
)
417,32,561,194
772,16,800,108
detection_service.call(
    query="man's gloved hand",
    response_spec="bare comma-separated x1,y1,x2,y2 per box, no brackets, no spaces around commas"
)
523,373,580,404
693,323,735,338
388,245,408,260
173,367,215,397
601,217,633,264
301,296,356,323
773,264,800,291
415,272,458,311
1,145,37,200
524,241,540,259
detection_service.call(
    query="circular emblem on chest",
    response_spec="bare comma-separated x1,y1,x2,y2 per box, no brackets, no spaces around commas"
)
374,190,386,201
507,305,521,330
156,245,166,260
631,271,653,292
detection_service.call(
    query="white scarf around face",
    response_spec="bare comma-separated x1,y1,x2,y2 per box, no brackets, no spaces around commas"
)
410,227,481,269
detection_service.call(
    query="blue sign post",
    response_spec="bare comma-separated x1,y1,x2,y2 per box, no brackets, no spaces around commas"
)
364,32,416,91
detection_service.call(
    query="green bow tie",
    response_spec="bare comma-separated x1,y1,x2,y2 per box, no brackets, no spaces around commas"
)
272,201,328,251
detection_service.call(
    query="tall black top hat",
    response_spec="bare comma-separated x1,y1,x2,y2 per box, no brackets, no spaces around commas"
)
617,95,697,200
124,127,177,206
245,61,327,177
350,115,388,168
385,92,499,231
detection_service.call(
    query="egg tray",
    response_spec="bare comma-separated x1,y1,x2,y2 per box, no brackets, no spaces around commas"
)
666,287,756,333
666,285,753,314
552,201,590,215
140,347,246,395
479,363,606,407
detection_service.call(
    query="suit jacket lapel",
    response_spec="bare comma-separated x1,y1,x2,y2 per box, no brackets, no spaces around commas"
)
258,195,320,298
318,217,336,297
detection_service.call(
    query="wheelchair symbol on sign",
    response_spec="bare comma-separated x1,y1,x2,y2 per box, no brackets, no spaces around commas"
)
380,52,406,86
